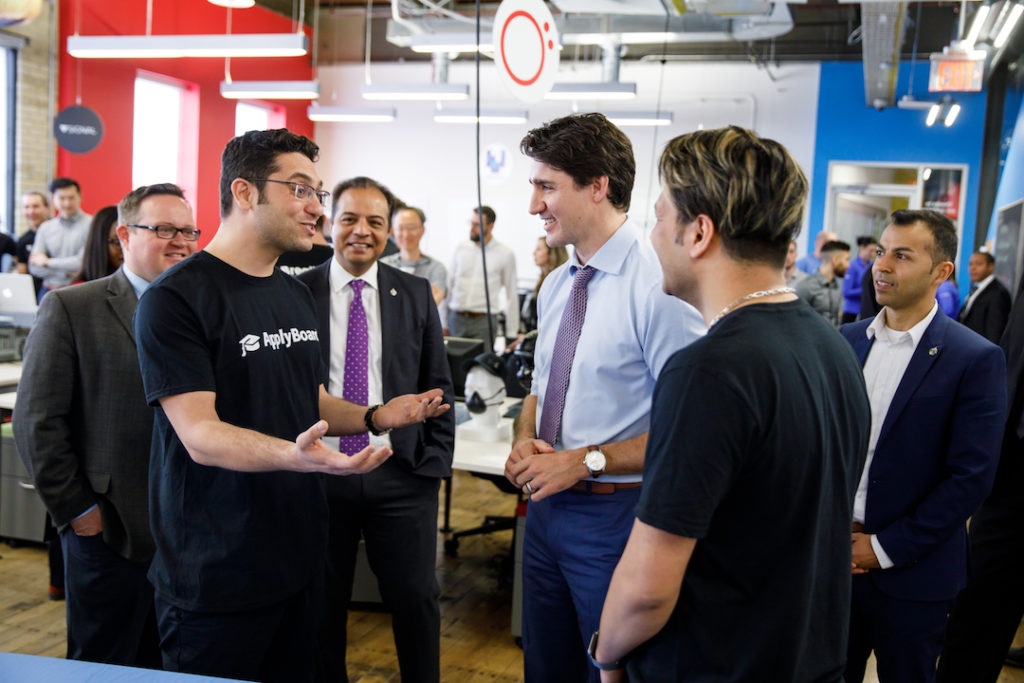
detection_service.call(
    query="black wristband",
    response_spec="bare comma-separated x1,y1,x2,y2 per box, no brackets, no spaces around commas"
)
364,404,391,436
587,631,622,672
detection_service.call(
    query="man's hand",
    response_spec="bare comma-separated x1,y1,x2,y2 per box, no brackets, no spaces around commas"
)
505,333,526,352
851,532,880,574
293,420,392,475
506,443,588,502
374,389,450,431
28,251,49,267
70,506,102,537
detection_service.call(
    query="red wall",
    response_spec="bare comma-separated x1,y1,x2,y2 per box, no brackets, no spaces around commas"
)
57,0,316,247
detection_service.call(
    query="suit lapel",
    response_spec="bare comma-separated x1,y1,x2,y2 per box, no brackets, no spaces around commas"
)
106,269,138,343
876,313,947,446
377,265,395,392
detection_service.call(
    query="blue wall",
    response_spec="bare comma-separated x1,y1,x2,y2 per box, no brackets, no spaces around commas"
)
809,61,989,287
987,93,1024,242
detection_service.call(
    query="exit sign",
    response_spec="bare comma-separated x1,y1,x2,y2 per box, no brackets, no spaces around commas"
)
929,55,984,92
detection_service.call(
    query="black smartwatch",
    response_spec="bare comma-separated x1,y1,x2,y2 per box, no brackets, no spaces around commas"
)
364,404,392,436
587,631,622,671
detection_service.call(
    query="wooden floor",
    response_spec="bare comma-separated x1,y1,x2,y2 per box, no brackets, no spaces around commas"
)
1,470,1023,682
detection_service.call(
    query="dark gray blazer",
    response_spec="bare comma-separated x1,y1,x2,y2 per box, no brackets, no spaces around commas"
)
13,268,155,561
297,260,455,479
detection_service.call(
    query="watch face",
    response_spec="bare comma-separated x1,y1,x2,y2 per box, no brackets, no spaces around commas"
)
585,450,606,472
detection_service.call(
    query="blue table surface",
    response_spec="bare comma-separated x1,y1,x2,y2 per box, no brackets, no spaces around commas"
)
0,652,253,682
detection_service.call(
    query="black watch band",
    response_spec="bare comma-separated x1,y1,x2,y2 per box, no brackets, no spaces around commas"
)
364,404,391,436
587,631,622,672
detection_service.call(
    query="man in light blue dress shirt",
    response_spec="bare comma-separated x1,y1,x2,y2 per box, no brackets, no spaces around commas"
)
505,113,705,682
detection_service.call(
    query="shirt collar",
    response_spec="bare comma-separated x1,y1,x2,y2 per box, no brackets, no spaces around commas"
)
866,301,938,347
570,219,634,277
121,264,150,299
330,257,378,293
974,274,996,293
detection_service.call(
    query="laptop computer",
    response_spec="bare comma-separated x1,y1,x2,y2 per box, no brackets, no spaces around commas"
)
0,273,38,328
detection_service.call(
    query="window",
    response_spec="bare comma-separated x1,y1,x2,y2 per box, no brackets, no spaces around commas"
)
235,101,285,137
132,72,198,208
0,46,13,240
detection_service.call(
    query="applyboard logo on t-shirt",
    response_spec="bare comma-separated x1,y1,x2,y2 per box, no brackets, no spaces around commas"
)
238,328,319,357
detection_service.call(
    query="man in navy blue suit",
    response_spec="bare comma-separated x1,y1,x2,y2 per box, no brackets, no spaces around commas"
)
840,209,1007,683
298,176,455,683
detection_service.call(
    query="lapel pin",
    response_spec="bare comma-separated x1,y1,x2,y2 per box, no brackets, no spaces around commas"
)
929,346,938,356
390,288,397,297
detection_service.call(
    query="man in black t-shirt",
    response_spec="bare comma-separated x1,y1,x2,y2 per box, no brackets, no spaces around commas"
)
593,127,871,682
134,129,449,683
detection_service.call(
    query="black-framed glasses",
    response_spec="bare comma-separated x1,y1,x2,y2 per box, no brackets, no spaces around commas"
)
127,224,201,241
245,177,331,209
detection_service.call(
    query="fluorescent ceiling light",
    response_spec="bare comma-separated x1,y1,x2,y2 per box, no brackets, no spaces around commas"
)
408,34,495,53
220,80,319,100
433,108,528,124
307,105,396,123
994,3,1024,47
67,33,307,59
926,103,941,127
544,82,637,100
605,111,674,127
944,102,962,126
208,0,255,7
361,83,469,101
964,4,992,47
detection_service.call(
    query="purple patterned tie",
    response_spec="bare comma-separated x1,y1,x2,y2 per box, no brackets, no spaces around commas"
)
538,266,596,445
339,279,370,455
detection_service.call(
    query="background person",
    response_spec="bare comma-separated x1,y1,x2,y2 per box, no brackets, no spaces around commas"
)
958,251,1012,344
76,206,122,283
30,177,91,299
521,236,568,332
843,236,877,323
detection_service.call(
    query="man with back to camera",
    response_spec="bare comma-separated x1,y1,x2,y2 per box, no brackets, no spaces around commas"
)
592,126,871,682
381,205,448,307
444,205,519,345
14,183,198,668
839,209,1006,683
795,239,850,327
795,229,838,274
957,250,1011,344
133,129,449,683
937,267,1024,683
298,177,454,682
843,236,878,323
503,112,705,682
18,191,52,295
30,177,91,298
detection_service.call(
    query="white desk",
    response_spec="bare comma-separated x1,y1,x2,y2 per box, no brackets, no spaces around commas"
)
451,417,515,477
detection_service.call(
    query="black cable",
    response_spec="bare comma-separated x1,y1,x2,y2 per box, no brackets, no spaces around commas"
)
475,0,495,349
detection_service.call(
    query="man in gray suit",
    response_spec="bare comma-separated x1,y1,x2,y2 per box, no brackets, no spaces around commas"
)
14,183,198,666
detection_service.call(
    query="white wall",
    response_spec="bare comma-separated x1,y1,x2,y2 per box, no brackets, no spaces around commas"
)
313,60,821,288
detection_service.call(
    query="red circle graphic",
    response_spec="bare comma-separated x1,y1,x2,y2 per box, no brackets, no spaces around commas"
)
501,10,545,87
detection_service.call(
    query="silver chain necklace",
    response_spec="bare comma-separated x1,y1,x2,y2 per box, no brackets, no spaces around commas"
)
708,287,795,329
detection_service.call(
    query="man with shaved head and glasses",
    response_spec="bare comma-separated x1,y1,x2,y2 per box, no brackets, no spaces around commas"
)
133,128,449,682
15,182,198,669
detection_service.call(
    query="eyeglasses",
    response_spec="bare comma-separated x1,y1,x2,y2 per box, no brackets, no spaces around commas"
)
127,224,201,241
246,177,331,209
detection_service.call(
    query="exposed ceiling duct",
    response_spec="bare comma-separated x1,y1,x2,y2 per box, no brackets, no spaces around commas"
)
384,0,795,52
859,2,908,109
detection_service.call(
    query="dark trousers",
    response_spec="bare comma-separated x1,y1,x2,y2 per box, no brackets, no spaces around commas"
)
937,432,1024,683
845,574,952,683
59,528,160,668
447,310,498,346
521,486,641,683
156,578,321,683
319,459,442,683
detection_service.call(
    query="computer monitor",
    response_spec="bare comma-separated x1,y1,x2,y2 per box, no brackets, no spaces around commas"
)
444,336,485,400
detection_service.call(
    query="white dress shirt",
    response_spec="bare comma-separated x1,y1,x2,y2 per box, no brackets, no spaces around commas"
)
960,274,996,318
853,302,939,568
444,239,520,334
328,258,391,450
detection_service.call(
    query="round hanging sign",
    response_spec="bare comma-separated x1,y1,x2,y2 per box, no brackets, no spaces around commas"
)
492,0,560,103
53,105,103,154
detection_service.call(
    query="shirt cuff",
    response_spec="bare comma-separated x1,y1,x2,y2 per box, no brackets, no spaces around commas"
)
72,504,98,522
870,534,895,569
